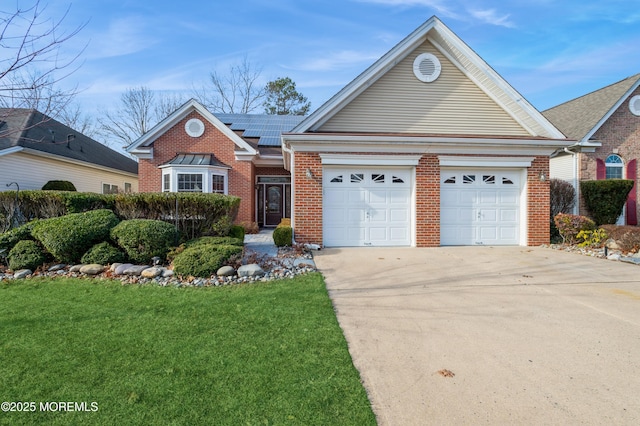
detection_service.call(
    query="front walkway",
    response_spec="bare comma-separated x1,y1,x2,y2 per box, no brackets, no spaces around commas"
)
243,228,278,258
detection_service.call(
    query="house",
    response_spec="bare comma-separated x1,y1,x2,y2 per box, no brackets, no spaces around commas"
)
0,108,138,193
544,74,640,225
127,101,304,226
130,16,569,247
282,16,568,247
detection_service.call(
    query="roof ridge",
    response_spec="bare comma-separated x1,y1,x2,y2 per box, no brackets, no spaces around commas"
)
544,73,640,112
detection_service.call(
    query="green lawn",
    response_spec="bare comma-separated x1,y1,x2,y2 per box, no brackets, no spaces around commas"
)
0,274,376,425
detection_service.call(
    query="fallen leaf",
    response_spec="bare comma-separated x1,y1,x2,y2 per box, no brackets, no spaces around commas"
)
437,369,455,377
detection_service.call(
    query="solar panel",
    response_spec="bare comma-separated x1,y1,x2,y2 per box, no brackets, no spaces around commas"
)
212,113,305,146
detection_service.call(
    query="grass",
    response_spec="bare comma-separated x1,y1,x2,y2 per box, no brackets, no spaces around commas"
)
0,274,376,425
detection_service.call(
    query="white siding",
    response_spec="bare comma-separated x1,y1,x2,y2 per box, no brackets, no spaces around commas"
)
319,40,530,136
0,152,138,193
550,153,576,182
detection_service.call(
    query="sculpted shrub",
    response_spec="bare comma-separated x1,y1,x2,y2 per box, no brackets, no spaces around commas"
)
31,210,120,263
581,179,634,225
273,226,292,247
7,240,46,271
111,219,179,264
81,242,126,265
172,237,243,277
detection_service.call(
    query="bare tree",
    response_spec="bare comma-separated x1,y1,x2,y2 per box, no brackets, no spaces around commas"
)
99,86,187,147
193,56,265,113
0,0,86,126
56,102,99,139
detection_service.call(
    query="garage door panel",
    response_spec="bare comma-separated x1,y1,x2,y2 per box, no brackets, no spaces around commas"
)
441,169,522,246
324,167,412,247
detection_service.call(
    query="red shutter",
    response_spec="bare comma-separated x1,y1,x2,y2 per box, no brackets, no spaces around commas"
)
596,159,606,179
626,159,637,225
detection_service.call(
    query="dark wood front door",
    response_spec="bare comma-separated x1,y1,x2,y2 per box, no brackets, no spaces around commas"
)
265,185,283,226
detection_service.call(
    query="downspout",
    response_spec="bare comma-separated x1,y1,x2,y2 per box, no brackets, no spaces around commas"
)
281,140,296,243
563,147,579,214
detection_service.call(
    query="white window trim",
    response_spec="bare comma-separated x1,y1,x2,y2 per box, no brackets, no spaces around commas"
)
160,165,229,194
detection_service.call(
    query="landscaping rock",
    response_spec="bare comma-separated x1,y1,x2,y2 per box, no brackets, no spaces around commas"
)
123,265,150,276
608,253,622,261
114,263,134,275
48,264,66,272
141,267,163,278
110,263,123,272
238,264,265,277
217,265,235,276
162,269,174,278
80,264,105,275
14,269,32,279
69,264,85,272
294,258,316,269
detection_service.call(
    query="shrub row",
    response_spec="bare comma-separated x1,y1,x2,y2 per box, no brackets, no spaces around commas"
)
3,211,179,269
0,191,240,239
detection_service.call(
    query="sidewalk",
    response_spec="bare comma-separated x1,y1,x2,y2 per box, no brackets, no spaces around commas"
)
243,228,278,258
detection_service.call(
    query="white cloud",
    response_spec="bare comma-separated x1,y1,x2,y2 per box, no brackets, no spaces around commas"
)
469,9,516,28
87,16,159,59
356,0,462,19
287,50,382,72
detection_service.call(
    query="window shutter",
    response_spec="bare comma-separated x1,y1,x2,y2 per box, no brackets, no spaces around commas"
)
596,159,605,179
626,159,637,225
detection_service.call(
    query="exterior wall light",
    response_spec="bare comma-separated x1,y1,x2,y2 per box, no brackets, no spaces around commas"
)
539,171,547,182
305,168,313,179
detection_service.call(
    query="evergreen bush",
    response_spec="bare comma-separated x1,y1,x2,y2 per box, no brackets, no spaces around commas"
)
31,210,120,263
273,226,292,247
0,221,37,252
42,180,77,191
81,242,126,265
111,219,178,264
581,179,634,225
172,243,243,277
7,240,46,271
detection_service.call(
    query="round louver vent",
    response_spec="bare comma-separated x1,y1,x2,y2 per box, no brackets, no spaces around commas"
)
185,118,205,137
413,53,441,83
630,95,640,117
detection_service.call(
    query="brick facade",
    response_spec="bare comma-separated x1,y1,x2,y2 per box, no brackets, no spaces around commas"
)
292,152,551,247
137,111,289,225
579,86,640,220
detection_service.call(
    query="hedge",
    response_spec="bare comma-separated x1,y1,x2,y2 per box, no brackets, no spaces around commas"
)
31,209,120,263
42,180,77,191
0,191,240,239
81,242,126,265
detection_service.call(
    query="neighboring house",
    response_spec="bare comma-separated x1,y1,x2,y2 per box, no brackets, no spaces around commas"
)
127,101,304,226
130,16,569,247
282,16,567,247
544,74,640,225
0,108,138,193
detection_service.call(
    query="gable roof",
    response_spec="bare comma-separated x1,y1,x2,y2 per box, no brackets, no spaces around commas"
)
293,16,564,139
127,99,258,157
542,73,640,141
0,108,138,175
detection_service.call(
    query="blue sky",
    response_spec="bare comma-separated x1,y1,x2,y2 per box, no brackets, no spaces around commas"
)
36,0,640,116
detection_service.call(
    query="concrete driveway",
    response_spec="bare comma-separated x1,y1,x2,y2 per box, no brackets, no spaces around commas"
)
314,246,640,425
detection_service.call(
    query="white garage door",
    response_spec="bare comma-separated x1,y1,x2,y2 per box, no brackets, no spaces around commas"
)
441,170,522,245
323,168,412,247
